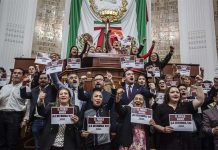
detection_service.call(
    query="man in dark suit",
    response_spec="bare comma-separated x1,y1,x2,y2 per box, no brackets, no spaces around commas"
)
202,91,218,150
120,69,154,106
20,73,57,150
78,73,114,106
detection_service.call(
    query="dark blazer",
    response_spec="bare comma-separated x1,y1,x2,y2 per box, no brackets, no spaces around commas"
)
38,103,80,150
202,107,218,150
121,84,153,107
20,84,57,122
115,102,151,149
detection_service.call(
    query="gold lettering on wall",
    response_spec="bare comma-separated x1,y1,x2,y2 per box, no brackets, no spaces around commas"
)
31,0,65,57
151,0,180,63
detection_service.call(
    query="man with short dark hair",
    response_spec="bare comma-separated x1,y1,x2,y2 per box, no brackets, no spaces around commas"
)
0,68,30,150
121,69,154,106
20,73,57,150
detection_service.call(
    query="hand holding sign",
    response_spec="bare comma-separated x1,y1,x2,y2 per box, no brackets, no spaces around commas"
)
212,126,218,135
163,126,174,133
81,131,91,138
71,114,79,124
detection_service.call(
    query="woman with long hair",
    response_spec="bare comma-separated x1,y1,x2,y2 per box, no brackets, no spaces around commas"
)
38,88,80,150
152,86,204,150
115,88,154,150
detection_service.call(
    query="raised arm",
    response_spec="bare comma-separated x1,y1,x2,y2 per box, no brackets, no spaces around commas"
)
105,30,112,53
79,41,88,59
20,86,32,99
160,46,174,69
136,38,146,57
50,72,65,89
192,85,205,109
114,88,127,117
139,40,155,59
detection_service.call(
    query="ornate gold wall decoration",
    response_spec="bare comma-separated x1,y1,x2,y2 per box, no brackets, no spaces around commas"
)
31,0,65,57
89,0,128,22
151,0,180,63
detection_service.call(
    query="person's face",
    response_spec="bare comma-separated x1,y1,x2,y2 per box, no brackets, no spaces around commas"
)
92,91,103,107
183,77,191,86
133,94,144,107
70,47,78,56
150,53,157,62
58,89,71,106
38,74,49,87
0,69,3,77
159,80,166,91
89,47,95,53
12,69,24,84
94,75,104,89
178,85,188,99
84,35,88,41
28,66,36,75
138,75,146,86
68,74,79,88
165,75,173,82
213,94,218,105
169,87,180,103
125,70,135,84
113,41,120,49
96,47,102,52
50,53,59,61
131,46,138,55
80,75,87,81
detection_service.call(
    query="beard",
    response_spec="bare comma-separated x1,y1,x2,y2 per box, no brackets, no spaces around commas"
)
95,84,102,89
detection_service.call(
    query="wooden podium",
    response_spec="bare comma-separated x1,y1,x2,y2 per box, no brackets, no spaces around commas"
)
13,54,200,80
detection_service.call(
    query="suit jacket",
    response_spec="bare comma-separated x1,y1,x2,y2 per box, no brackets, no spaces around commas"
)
20,84,57,122
115,102,151,149
38,103,80,150
121,84,153,106
202,107,218,150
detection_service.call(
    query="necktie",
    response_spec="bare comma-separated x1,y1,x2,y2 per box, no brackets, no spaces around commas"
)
128,85,132,99
72,87,75,104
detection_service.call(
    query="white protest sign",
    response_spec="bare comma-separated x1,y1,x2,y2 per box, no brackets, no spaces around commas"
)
169,114,193,131
156,93,165,104
130,107,152,125
34,52,52,65
51,107,74,124
147,67,160,77
134,58,144,69
87,117,110,134
176,65,191,76
201,82,213,94
67,58,81,69
46,59,64,74
120,56,135,68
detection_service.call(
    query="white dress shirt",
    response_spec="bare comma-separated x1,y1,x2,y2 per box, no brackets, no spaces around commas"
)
0,82,30,120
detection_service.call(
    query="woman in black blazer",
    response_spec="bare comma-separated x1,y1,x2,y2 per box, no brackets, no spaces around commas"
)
38,88,80,150
115,88,154,150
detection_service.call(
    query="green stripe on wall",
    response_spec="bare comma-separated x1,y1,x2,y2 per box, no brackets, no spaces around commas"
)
135,0,147,55
67,0,83,58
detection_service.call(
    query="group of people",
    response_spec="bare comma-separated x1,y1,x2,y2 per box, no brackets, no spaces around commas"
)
0,38,218,150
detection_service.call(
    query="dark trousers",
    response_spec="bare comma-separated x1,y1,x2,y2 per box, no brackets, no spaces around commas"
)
0,111,23,150
31,118,45,150
86,143,111,150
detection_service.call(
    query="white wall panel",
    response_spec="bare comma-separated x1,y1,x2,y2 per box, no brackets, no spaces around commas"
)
178,0,217,80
